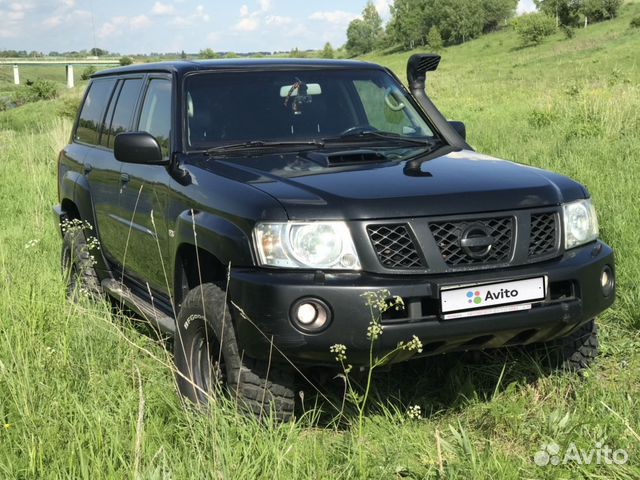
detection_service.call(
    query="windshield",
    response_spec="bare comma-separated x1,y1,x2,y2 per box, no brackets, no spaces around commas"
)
184,68,438,150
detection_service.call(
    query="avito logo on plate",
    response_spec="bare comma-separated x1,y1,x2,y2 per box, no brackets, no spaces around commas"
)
466,291,482,305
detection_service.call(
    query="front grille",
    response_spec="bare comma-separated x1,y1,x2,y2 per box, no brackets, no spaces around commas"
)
367,224,424,269
529,212,558,258
429,217,514,266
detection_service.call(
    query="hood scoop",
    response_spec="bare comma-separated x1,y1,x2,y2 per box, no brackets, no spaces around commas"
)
305,150,388,167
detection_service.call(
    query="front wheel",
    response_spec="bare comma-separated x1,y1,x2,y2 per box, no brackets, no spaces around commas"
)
174,283,295,421
536,319,599,372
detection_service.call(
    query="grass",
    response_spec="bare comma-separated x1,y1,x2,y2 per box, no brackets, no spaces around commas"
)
1,3,639,478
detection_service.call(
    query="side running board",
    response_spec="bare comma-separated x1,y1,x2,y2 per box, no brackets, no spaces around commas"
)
102,278,176,334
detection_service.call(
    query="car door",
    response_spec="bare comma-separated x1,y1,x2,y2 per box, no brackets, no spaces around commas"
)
73,77,122,264
118,75,173,294
96,75,146,269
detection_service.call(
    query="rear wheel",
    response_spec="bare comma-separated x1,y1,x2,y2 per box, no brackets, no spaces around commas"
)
174,283,295,421
61,227,102,302
537,319,599,372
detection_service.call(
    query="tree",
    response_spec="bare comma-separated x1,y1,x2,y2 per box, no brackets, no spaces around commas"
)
199,48,219,59
580,0,623,22
362,0,384,43
346,1,385,56
436,0,485,44
321,42,335,59
513,12,557,45
388,0,428,49
534,0,580,26
426,26,443,51
346,19,371,56
481,0,518,32
119,56,133,66
180,50,187,59
89,47,107,57
289,47,306,58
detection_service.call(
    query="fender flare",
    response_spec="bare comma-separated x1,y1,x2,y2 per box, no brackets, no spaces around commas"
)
174,209,255,268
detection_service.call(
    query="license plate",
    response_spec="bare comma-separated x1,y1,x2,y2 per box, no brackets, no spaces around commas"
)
440,277,546,318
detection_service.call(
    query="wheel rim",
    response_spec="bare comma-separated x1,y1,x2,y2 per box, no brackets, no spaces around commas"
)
191,327,225,400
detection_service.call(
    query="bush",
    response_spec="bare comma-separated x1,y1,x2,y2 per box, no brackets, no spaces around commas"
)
80,66,97,80
58,96,81,119
561,25,575,39
12,79,59,106
631,16,640,29
321,42,334,59
512,13,557,47
427,26,443,52
30,79,58,100
119,56,133,66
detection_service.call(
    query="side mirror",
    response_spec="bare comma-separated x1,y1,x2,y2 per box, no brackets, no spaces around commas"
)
114,132,167,165
448,121,466,141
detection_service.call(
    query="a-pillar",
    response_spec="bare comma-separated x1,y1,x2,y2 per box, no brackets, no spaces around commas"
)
13,65,20,85
66,64,74,88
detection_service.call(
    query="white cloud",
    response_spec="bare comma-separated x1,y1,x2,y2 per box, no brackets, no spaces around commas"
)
309,10,358,25
375,0,392,19
265,15,292,27
42,9,91,29
98,15,152,38
98,19,122,39
43,15,63,28
151,2,175,16
170,5,209,27
517,0,537,14
240,4,249,17
258,0,271,12
235,16,259,31
8,10,24,20
130,15,152,30
62,0,75,7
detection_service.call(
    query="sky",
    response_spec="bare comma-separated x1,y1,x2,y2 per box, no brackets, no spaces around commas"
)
0,0,538,54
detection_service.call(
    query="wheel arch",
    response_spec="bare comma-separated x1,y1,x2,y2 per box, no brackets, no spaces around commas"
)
172,210,255,308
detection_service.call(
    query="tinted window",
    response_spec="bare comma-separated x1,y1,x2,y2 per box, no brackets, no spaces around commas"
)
138,79,171,158
75,78,116,145
353,80,426,136
184,69,435,149
105,78,143,149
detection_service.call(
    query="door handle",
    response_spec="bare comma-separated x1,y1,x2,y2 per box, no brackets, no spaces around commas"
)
120,173,130,184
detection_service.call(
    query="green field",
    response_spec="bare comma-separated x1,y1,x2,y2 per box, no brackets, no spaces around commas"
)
1,3,639,478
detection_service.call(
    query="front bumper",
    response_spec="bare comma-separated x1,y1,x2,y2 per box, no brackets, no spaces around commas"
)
228,241,615,366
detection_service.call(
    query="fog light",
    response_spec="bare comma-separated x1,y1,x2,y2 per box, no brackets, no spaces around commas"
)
601,266,614,297
291,298,331,332
296,303,318,325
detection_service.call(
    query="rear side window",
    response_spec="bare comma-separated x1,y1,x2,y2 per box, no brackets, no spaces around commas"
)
75,78,116,145
104,78,143,149
138,79,171,158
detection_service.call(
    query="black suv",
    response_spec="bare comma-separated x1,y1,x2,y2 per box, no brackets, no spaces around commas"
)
54,56,615,420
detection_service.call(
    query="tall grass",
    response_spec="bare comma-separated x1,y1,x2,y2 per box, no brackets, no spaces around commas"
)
1,5,640,478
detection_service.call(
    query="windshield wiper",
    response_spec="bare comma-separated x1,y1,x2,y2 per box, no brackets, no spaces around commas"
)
204,140,324,156
323,130,436,148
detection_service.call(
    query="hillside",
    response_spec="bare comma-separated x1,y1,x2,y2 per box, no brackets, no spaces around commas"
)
0,3,639,478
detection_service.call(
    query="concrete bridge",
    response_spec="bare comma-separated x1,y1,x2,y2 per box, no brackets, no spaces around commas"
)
0,59,121,88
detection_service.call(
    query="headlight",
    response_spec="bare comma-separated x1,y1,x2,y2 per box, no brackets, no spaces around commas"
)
254,222,361,270
563,199,599,250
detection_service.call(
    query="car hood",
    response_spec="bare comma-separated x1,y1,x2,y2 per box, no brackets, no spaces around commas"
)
200,148,587,220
